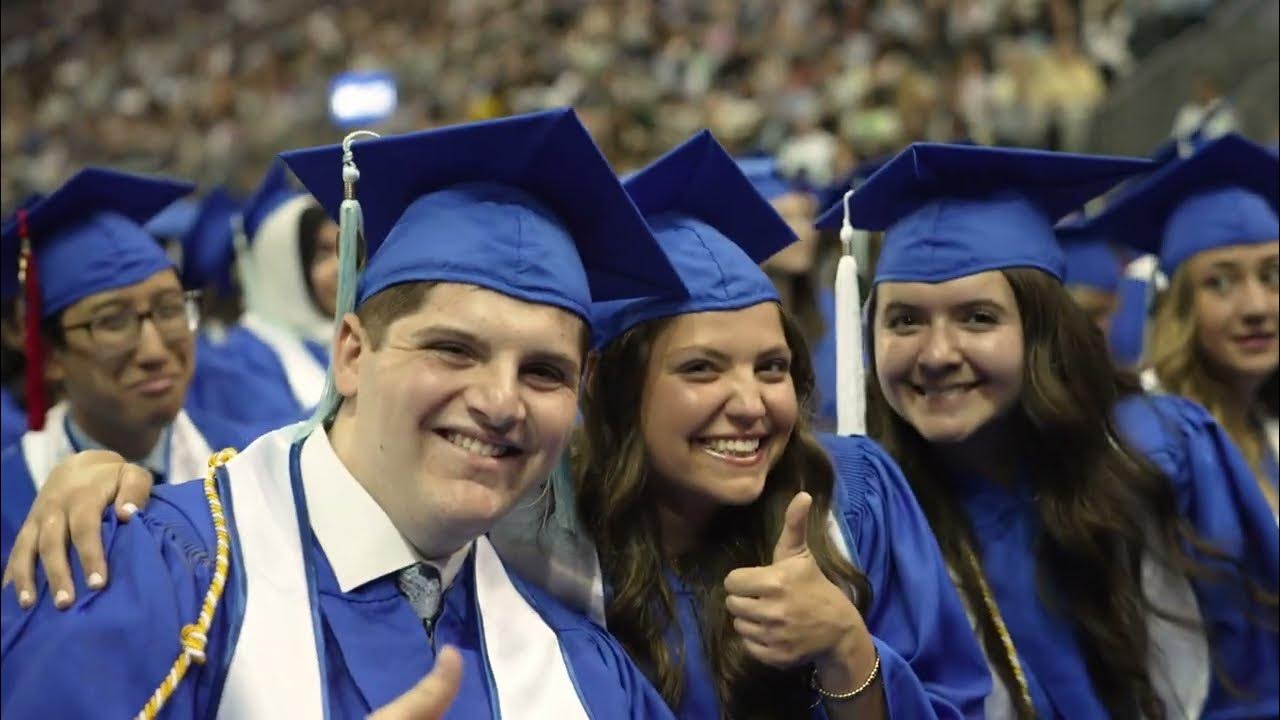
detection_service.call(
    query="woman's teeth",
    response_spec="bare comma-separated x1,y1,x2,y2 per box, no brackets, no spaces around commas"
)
700,437,761,457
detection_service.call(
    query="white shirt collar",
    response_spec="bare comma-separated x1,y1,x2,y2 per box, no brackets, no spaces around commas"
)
299,429,470,593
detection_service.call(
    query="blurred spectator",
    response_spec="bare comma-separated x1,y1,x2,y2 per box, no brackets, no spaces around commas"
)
0,0,1212,208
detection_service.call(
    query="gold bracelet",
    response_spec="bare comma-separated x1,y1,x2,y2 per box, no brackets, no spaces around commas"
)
811,649,881,702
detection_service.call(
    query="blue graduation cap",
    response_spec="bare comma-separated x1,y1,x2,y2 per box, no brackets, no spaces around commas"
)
0,168,192,428
591,130,796,347
241,161,303,242
1056,215,1121,293
180,187,241,292
1090,133,1278,276
735,156,797,202
814,143,1152,284
1,168,192,318
144,197,200,241
816,154,894,220
280,108,686,321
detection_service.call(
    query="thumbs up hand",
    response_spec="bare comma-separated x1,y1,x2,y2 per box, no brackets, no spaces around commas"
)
723,492,869,671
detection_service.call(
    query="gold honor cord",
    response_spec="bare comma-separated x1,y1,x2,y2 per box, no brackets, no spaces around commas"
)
137,448,238,720
962,543,1036,715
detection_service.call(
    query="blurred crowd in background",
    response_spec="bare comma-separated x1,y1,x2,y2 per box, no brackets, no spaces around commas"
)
0,0,1247,210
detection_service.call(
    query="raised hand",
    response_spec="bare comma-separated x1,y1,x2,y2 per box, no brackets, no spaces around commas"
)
367,646,464,720
723,492,871,673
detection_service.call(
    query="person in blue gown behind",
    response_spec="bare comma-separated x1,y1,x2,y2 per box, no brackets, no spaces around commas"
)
0,169,253,568
183,161,341,432
1056,215,1124,343
1101,134,1279,518
815,141,1279,718
736,155,839,430
1,109,686,719
571,132,990,719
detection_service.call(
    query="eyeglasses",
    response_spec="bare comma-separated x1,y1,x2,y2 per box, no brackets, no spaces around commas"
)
61,291,201,358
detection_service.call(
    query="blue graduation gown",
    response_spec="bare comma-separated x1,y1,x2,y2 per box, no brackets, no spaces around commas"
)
0,386,23,449
1,476,675,719
187,325,315,434
0,404,253,566
959,393,1279,718
1115,393,1279,718
667,435,991,719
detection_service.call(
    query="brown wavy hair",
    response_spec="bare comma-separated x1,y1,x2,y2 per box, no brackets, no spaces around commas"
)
574,303,871,718
1148,264,1280,513
865,268,1276,719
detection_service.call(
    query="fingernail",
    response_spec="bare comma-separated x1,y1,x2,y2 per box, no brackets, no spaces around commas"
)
122,503,139,518
54,589,71,607
88,572,105,589
18,590,33,607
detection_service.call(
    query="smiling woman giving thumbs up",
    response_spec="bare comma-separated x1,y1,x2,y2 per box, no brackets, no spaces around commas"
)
724,492,884,718
570,134,990,719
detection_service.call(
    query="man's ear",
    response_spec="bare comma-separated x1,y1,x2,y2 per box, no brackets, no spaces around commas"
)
332,312,369,399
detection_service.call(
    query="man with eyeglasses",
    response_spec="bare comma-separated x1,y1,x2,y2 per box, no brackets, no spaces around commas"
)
0,168,253,570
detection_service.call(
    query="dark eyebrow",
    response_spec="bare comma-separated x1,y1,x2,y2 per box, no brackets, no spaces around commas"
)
757,344,791,359
412,324,581,373
85,298,129,315
525,348,582,377
954,299,1007,314
409,325,487,349
1205,261,1243,273
880,301,918,315
667,345,733,364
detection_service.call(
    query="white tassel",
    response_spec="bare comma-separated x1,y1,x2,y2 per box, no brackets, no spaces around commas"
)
836,190,866,437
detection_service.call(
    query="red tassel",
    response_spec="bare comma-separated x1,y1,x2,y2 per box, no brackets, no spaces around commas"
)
17,209,47,431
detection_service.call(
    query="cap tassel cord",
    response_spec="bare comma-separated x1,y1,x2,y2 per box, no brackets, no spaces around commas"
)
17,209,48,430
299,129,379,437
835,190,866,437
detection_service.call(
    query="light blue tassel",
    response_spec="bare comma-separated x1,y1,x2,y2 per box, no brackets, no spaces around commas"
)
296,130,379,439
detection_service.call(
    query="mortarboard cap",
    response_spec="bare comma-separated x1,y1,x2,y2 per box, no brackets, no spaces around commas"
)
144,197,200,241
1090,134,1278,276
1,168,191,319
736,156,797,202
180,187,241,293
814,143,1152,285
1056,215,1122,293
241,161,303,242
281,108,686,320
591,130,795,347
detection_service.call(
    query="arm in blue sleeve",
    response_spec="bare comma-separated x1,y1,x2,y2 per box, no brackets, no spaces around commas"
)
824,434,992,720
1,487,228,719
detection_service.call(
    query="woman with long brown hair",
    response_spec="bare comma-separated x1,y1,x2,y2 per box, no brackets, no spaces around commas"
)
577,132,991,718
1100,134,1278,516
816,141,1279,718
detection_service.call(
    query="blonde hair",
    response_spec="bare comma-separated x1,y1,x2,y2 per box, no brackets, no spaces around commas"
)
1148,265,1279,513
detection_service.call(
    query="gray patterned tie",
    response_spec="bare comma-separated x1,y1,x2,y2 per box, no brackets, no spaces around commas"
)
396,563,443,638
